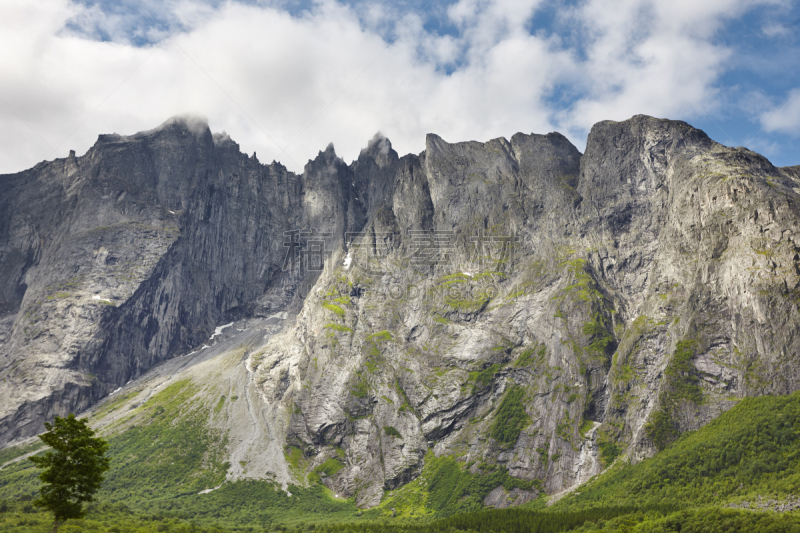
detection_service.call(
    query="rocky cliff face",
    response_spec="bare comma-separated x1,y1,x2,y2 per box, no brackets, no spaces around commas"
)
0,117,360,444
2,115,799,508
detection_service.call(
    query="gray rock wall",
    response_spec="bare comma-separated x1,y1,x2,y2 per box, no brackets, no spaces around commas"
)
0,118,360,445
249,116,800,506
1,114,799,509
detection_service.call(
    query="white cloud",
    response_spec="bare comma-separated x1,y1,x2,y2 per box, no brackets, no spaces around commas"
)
0,0,786,175
555,0,780,139
760,89,800,135
761,22,790,36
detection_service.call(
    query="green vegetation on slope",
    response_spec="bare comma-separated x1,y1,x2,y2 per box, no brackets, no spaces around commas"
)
5,498,800,533
0,442,44,467
322,303,345,318
470,363,503,392
556,390,800,511
373,453,542,520
3,386,800,533
383,426,402,439
0,379,359,531
100,380,229,503
644,339,704,450
0,484,358,533
490,386,530,447
568,507,800,532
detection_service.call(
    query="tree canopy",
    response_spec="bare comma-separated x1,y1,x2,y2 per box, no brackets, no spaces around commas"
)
29,414,110,532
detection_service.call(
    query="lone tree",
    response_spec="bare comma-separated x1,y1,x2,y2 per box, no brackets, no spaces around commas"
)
29,414,110,533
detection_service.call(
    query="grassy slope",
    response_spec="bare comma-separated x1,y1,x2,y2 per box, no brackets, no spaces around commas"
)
363,391,800,532
2,390,800,532
363,452,543,520
552,390,800,512
0,379,358,531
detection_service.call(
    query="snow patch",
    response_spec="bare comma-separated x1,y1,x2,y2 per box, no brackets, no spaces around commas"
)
199,483,223,495
209,322,234,341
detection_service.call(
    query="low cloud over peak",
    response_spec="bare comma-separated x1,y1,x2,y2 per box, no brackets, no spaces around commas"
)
0,0,797,176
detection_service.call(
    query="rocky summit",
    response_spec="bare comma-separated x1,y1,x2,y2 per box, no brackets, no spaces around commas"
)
2,114,800,508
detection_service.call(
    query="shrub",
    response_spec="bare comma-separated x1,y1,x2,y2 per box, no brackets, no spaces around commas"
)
384,426,402,439
490,386,529,447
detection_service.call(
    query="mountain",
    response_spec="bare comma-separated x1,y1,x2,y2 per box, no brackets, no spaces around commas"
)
2,386,799,531
1,114,800,510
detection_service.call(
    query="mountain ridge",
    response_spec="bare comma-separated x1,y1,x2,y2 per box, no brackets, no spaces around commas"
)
1,114,800,509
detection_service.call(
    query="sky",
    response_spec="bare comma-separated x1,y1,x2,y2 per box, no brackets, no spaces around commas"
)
1,0,798,175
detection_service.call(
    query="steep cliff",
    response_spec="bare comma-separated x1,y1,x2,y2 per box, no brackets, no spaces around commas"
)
249,117,800,507
1,115,799,511
0,116,361,444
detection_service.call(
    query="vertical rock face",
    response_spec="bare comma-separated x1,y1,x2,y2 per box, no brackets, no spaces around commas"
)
0,117,358,444
247,116,800,506
2,114,800,509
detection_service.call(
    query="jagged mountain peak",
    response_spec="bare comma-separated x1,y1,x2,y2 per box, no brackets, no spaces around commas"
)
90,114,213,148
359,132,398,169
1,114,799,512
